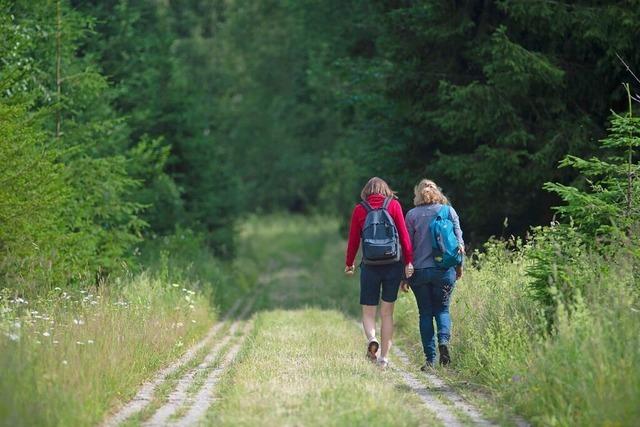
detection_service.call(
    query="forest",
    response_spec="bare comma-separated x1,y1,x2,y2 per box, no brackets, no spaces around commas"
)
1,1,639,426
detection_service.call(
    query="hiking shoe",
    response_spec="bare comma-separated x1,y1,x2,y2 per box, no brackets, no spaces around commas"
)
439,344,451,366
367,338,379,362
377,357,389,369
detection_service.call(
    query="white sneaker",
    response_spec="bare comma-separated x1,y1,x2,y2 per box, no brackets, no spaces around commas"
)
377,357,389,369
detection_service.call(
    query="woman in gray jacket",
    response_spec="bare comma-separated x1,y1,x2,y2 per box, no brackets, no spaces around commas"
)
403,179,464,369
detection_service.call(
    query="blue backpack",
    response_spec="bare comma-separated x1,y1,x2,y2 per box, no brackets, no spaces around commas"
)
430,205,463,268
360,197,401,265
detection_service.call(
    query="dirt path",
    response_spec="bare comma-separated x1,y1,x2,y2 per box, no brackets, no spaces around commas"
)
346,319,495,427
143,301,254,426
102,299,250,427
102,218,524,426
392,346,496,426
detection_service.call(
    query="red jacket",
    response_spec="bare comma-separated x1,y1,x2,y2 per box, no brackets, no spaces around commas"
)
345,194,413,267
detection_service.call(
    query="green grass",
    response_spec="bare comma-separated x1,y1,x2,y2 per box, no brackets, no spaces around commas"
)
0,273,215,427
395,240,640,426
205,309,434,427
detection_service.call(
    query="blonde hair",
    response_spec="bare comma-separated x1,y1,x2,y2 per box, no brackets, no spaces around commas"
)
413,179,448,206
360,177,396,201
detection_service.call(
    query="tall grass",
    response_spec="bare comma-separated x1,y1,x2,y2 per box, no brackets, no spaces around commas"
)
0,230,236,427
395,240,640,426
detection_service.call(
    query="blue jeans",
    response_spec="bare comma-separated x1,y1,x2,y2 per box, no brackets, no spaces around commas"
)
409,267,456,363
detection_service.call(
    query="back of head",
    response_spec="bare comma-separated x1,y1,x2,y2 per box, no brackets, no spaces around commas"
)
360,177,396,201
413,179,448,206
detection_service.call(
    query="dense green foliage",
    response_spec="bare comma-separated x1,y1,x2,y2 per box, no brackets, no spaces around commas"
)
527,90,639,320
3,0,639,289
1,0,239,290
211,0,640,241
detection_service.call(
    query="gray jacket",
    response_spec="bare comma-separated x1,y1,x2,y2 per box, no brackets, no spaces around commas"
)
405,204,464,269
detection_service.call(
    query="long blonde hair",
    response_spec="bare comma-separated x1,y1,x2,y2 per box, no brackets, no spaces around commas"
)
360,177,396,201
413,179,448,206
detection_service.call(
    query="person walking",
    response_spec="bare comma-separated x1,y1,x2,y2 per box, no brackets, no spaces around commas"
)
345,177,414,368
403,179,464,369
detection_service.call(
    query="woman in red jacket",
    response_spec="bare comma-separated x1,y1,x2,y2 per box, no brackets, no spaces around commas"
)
345,177,414,368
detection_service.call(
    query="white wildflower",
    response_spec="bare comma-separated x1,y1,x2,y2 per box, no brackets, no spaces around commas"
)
6,332,20,342
73,319,85,325
87,339,94,344
53,340,59,344
62,360,68,365
76,341,84,345
176,322,184,328
42,331,50,337
191,319,196,323
172,283,180,288
189,304,195,310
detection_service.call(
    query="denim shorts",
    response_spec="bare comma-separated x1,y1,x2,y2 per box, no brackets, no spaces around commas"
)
359,262,403,306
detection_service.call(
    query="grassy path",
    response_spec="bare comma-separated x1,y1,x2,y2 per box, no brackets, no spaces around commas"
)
104,216,506,426
204,309,434,426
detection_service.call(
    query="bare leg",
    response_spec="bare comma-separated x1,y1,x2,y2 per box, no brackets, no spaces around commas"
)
380,300,395,359
361,305,377,342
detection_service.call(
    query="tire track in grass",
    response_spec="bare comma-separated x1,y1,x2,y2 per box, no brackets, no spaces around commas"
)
171,316,254,427
348,320,463,426
102,299,244,427
143,300,254,427
393,346,496,427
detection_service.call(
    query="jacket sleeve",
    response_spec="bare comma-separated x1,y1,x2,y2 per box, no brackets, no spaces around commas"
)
391,200,413,265
405,209,415,247
449,206,465,246
345,205,363,267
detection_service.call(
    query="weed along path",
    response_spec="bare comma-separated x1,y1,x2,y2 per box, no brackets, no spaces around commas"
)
103,217,501,426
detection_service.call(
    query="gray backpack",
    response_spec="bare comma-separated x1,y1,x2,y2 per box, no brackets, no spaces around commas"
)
360,197,401,265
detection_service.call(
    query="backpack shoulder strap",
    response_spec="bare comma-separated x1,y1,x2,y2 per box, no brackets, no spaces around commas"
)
382,197,393,210
437,204,450,219
360,201,373,213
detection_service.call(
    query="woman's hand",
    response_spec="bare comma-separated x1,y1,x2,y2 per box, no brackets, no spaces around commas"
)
458,244,466,255
400,281,410,293
345,265,355,276
404,262,414,279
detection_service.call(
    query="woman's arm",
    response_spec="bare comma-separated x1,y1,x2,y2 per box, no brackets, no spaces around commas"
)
405,209,415,246
345,205,364,267
450,206,465,251
390,200,413,265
